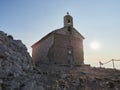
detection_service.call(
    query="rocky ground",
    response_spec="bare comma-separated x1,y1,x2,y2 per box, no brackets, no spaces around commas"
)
37,64,120,90
0,31,120,90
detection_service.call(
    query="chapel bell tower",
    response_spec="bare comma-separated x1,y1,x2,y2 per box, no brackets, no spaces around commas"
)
64,12,73,27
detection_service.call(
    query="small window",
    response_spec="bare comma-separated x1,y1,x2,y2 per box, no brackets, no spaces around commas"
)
68,27,71,32
67,19,71,24
68,27,72,34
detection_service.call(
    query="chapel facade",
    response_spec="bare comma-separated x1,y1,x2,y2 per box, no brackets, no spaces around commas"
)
32,13,85,65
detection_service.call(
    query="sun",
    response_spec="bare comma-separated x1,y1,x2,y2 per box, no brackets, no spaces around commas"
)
90,41,100,50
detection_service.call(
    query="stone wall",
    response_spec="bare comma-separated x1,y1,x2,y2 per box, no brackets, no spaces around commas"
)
32,25,84,65
32,34,54,64
52,33,84,65
71,36,84,64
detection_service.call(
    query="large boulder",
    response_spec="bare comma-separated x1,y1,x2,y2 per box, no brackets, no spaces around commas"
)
0,31,33,76
0,31,35,90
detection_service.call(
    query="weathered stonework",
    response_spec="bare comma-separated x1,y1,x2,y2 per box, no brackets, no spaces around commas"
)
32,14,85,65
32,34,54,64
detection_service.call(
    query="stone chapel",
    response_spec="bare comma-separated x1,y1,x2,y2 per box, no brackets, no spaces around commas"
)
32,13,85,65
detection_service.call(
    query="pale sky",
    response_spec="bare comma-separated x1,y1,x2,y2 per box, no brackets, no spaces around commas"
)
0,0,120,69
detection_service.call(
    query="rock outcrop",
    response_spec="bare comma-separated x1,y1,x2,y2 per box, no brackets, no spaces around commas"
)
0,31,35,90
0,31,120,90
